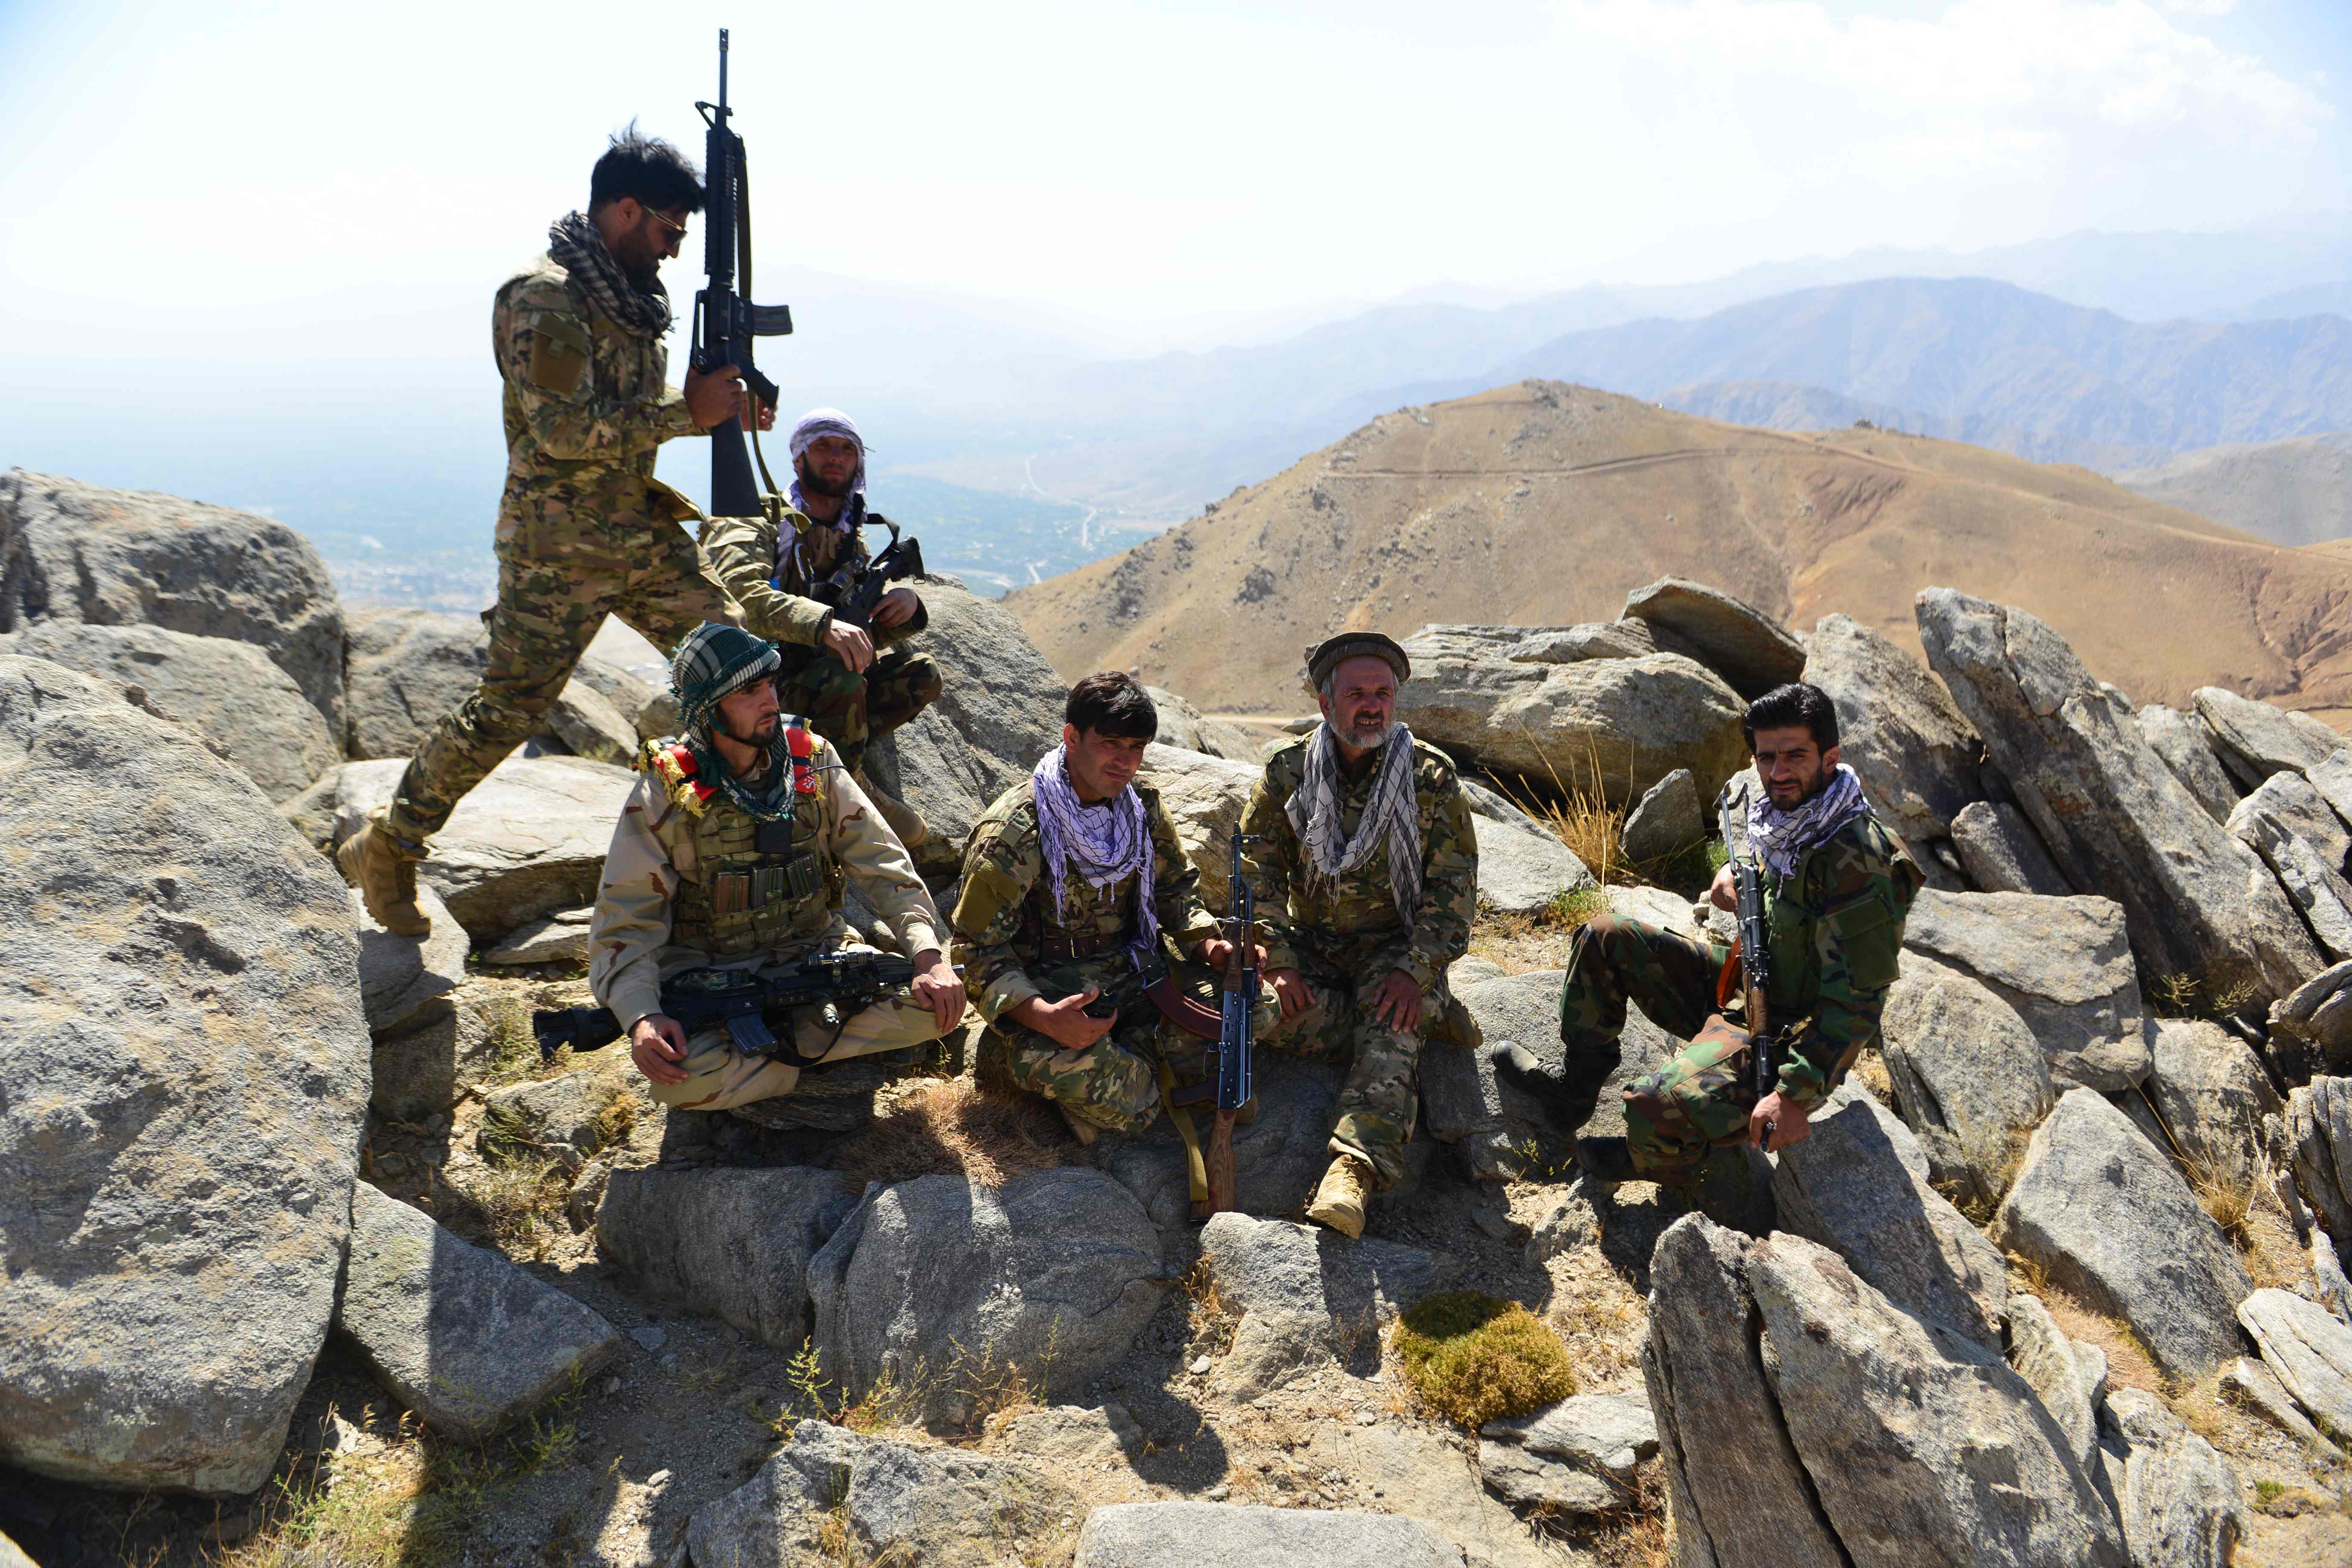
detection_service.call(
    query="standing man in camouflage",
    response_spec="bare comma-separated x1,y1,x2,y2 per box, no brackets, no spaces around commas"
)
951,673,1239,1142
594,623,963,1112
1502,682,1921,1200
341,128,771,935
702,408,941,846
1240,633,1480,1239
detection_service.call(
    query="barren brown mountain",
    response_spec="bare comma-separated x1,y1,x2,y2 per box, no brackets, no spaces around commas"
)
1007,380,2352,726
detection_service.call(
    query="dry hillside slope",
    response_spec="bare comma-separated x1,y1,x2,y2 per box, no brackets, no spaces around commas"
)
2118,432,2352,548
1008,380,2352,723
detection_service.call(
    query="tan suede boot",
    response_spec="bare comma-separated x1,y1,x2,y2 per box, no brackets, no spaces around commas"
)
337,809,429,936
1427,990,1484,1050
1304,1153,1373,1239
856,768,931,850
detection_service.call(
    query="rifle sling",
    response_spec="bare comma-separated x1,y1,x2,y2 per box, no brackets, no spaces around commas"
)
1156,1056,1209,1207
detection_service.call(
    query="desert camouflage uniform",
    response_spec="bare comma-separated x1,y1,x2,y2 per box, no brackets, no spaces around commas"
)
386,254,738,846
1239,735,1479,1189
702,510,941,775
1557,812,1922,1182
590,725,947,1110
950,778,1226,1135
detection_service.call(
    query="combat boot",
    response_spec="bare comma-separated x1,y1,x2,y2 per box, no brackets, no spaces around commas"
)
337,809,429,936
1426,990,1484,1050
1304,1153,1373,1239
1573,1135,1642,1187
856,768,931,851
1058,1104,1101,1146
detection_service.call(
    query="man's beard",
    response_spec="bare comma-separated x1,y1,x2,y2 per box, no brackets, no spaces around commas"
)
1340,715,1397,750
612,224,662,290
796,460,853,500
718,714,779,748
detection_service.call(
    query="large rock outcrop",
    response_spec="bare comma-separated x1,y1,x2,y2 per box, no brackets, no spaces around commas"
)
1,620,340,801
2138,703,2241,824
1622,576,1807,699
1917,588,2319,1002
595,1167,858,1349
1803,613,1983,845
0,657,370,1494
1137,741,1258,915
2283,1076,2352,1246
1900,889,2152,1090
1396,627,1747,805
1197,1211,1454,1401
2098,1386,2247,1568
1879,955,2055,1203
2194,685,2340,789
2142,1017,2283,1191
1947,800,2069,896
808,1168,1165,1425
0,470,346,737
344,605,659,763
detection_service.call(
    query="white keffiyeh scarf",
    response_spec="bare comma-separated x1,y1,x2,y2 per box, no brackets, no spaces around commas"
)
1030,746,1157,960
1747,762,1869,879
1287,722,1423,925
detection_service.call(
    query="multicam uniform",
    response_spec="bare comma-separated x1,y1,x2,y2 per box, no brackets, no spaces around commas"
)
1239,735,1479,1189
589,724,947,1110
386,254,738,846
950,778,1225,1135
701,510,942,775
1558,811,1922,1182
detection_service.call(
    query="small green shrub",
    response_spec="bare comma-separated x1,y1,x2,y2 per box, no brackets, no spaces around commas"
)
1394,1291,1576,1429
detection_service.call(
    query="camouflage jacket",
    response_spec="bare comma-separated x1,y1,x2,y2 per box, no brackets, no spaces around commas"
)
950,778,1223,1028
1239,734,1477,993
1748,812,1924,1106
496,252,703,490
703,509,930,661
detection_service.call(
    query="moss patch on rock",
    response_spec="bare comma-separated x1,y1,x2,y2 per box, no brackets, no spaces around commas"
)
1394,1290,1576,1428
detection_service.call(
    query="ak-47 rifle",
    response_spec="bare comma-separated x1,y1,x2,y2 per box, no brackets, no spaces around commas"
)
1201,828,1260,1219
530,950,943,1064
1720,790,1780,1146
804,515,926,631
694,28,794,521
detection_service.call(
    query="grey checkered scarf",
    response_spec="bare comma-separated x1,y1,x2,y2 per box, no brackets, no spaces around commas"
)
1030,745,1157,962
548,210,671,339
1747,763,1868,879
1288,722,1422,926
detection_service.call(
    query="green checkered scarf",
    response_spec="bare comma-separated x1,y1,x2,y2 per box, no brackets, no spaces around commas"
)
670,623,794,821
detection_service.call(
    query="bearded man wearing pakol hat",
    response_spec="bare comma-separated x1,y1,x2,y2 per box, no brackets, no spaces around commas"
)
1236,631,1484,1238
702,407,941,849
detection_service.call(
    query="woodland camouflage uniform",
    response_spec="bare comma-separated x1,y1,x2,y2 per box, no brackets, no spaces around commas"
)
702,510,942,775
384,254,737,847
1240,734,1479,1189
1558,811,1923,1183
951,778,1226,1135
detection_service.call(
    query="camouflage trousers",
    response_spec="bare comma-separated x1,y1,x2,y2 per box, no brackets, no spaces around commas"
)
387,476,738,846
1274,940,1432,1191
989,957,1222,1138
775,645,943,777
649,944,950,1112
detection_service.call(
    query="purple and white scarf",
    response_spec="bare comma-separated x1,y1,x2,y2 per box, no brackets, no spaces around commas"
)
1747,762,1869,879
1030,745,1157,960
1287,721,1423,926
781,406,868,576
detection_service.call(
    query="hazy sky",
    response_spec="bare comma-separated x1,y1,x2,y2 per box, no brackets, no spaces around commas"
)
2,0,2347,359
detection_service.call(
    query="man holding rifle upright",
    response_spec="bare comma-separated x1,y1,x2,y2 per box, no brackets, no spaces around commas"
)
592,623,963,1112
1499,683,1922,1208
340,129,768,936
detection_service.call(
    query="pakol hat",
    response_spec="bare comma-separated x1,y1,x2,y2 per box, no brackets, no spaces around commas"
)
671,623,781,735
1306,631,1411,691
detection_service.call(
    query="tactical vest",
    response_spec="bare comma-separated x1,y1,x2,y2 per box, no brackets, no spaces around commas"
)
657,724,845,958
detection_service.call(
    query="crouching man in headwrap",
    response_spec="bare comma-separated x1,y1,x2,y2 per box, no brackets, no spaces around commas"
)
951,673,1246,1142
1499,682,1921,1202
591,623,965,1111
1240,633,1481,1239
701,406,940,845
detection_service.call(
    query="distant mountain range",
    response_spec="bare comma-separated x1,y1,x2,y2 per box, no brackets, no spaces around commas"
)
2116,434,2352,548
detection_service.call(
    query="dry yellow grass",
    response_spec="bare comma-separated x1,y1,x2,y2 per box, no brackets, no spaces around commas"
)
1394,1292,1577,1429
825,1077,1077,1189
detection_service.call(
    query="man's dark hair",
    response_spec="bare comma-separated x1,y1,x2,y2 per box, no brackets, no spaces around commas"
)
1743,682,1840,752
589,124,705,215
1066,672,1158,741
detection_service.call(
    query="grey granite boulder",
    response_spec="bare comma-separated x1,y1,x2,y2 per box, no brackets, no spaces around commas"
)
0,658,369,1495
479,904,594,966
2006,1291,2099,1470
1144,686,1258,760
2230,781,2352,960
2144,1017,2283,1190
693,1418,1084,1568
1470,811,1596,914
1622,576,1806,699
352,884,467,1035
1137,742,1260,916
2285,1077,2352,1245
1948,800,2070,896
1478,1393,1655,1515
1879,953,2055,1202
336,1182,619,1439
2270,962,2352,1074
1073,1502,1465,1568
2195,686,2340,790
2235,769,2352,869
3,620,340,801
1993,1089,2254,1381
1198,1211,1454,1401
1804,612,1984,844
1769,1082,2010,1354
344,607,488,760
2304,749,2352,839
369,992,504,1124
2098,1386,2247,1568
2222,1353,2336,1449
809,1167,1164,1425
1506,619,1655,663
477,1066,645,1164
0,470,346,736
332,753,637,940
2239,1286,2352,1441
1902,888,2151,1090
595,1167,858,1349
2139,703,2241,824
543,677,637,764
1918,589,2320,1003
1619,766,1703,864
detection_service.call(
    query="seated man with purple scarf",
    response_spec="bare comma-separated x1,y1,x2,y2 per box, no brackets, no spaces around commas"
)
1501,681,1922,1206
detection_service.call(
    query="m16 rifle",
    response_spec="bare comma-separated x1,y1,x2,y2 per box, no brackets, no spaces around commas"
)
693,28,795,521
531,950,940,1064
1201,828,1260,1219
804,515,926,631
1719,791,1780,1146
